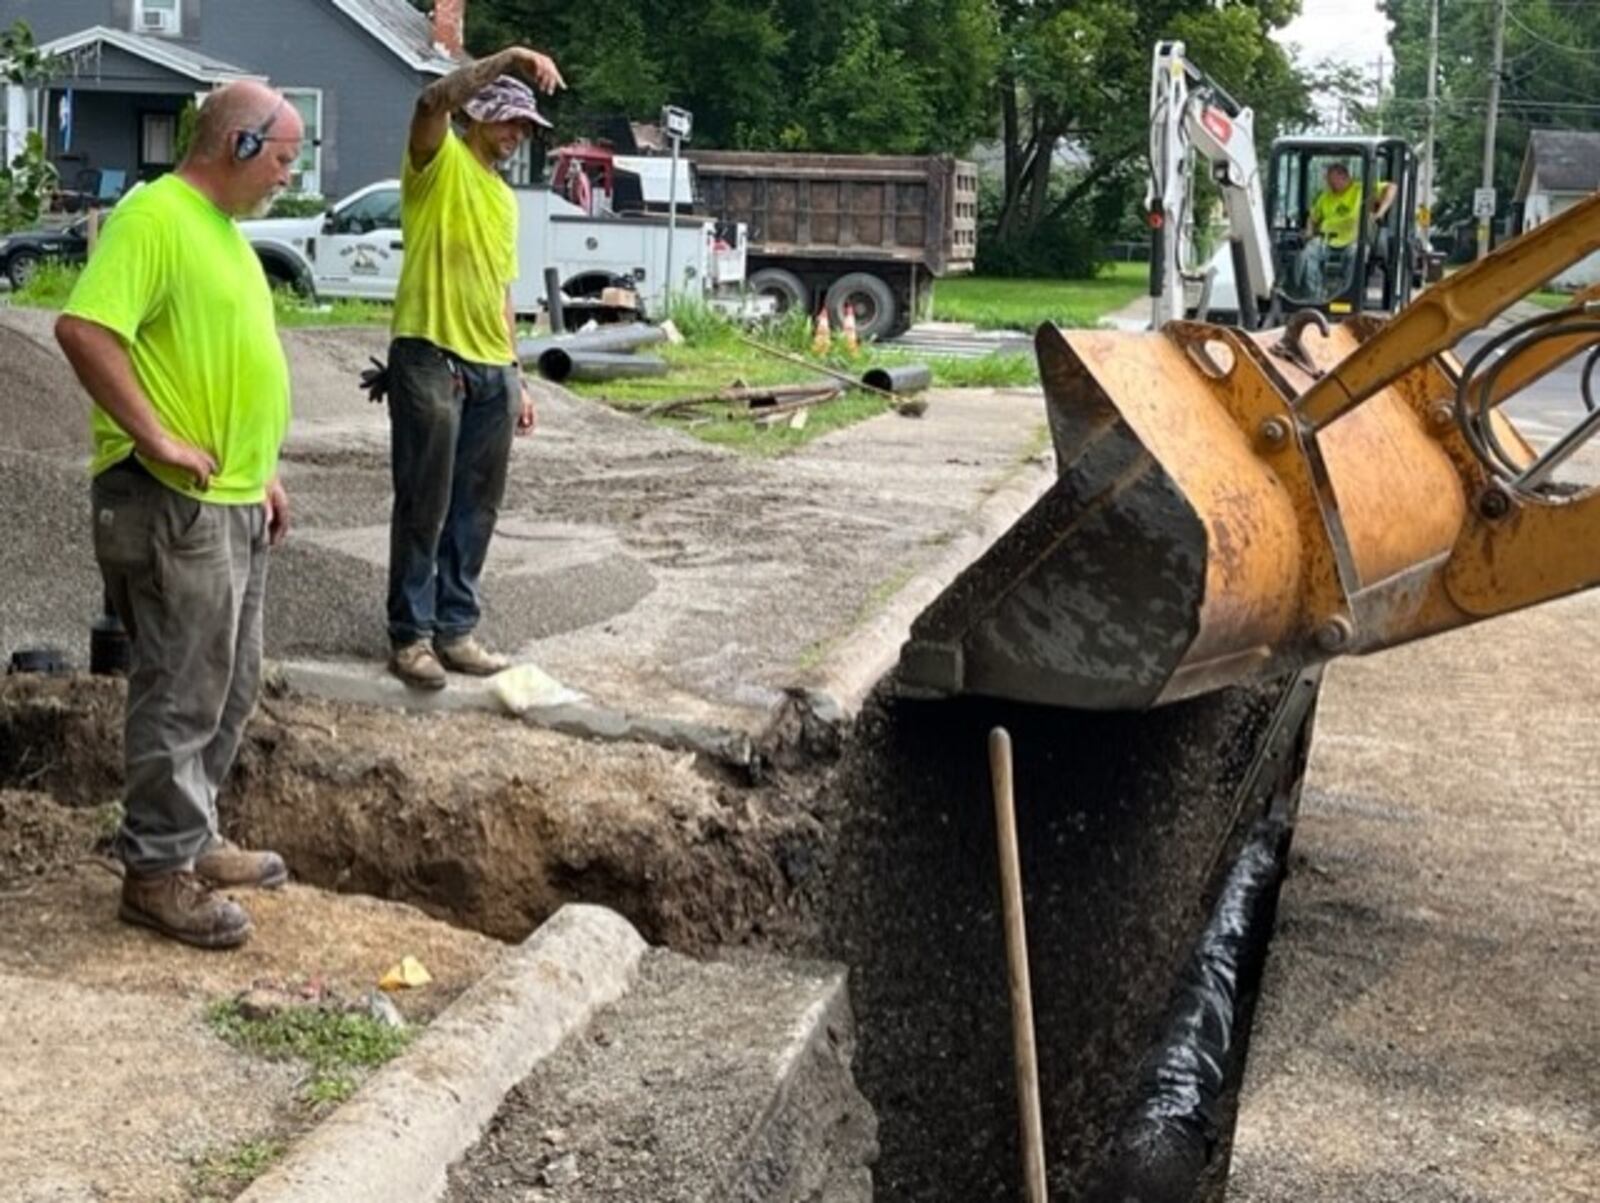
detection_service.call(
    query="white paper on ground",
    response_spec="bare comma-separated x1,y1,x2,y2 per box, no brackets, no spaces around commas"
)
490,662,587,714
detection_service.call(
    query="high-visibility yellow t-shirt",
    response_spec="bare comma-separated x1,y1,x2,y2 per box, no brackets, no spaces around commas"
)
63,174,290,505
1311,181,1366,248
391,130,518,366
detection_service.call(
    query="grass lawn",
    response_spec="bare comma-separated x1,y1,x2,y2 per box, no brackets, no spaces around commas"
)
564,308,1039,456
932,264,1147,331
1528,289,1581,311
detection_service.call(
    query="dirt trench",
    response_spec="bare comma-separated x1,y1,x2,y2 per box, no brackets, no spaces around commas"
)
0,674,828,956
0,669,1296,1202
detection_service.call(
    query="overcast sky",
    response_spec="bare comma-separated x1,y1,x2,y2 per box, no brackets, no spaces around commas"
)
1273,0,1391,71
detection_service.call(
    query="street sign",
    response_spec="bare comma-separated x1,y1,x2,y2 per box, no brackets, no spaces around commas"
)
661,105,693,142
1473,187,1497,219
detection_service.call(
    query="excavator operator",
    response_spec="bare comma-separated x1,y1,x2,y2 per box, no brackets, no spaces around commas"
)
1296,161,1397,300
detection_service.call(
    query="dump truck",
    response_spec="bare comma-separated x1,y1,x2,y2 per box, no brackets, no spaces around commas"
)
686,150,979,340
834,189,1600,1199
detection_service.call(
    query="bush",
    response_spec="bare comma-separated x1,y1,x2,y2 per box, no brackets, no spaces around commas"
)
11,259,80,308
972,171,1149,281
268,193,328,219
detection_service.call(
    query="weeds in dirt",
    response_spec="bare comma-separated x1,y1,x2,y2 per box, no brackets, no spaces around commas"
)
192,1136,287,1198
205,999,412,1107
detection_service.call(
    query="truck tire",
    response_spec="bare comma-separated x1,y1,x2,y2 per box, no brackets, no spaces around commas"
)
826,272,898,341
748,268,809,317
257,252,313,298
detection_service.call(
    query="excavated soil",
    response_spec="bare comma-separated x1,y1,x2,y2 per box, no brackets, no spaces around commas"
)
0,674,826,954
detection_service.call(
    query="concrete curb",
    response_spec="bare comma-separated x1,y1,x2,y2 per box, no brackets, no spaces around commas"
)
272,660,756,767
798,447,1054,719
238,904,647,1203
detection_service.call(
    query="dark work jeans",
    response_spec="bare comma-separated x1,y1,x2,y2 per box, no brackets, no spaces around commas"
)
91,457,269,874
386,337,518,647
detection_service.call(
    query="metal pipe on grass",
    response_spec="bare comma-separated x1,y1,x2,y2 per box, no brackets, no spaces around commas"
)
539,350,669,383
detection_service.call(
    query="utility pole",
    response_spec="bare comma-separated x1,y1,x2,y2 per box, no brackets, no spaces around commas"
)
1375,55,1387,135
1420,0,1440,234
1478,0,1508,259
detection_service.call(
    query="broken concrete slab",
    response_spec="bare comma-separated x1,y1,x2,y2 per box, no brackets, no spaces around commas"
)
241,905,647,1203
445,949,876,1203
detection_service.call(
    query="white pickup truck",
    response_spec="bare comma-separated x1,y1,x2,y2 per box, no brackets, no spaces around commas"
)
239,180,751,319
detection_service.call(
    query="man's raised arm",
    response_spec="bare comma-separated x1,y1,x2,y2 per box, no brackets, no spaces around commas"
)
410,46,564,170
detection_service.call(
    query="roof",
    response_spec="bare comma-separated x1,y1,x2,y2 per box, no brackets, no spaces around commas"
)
326,0,457,76
1519,129,1600,197
40,26,264,84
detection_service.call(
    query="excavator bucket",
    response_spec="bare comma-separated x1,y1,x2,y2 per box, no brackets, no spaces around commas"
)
900,318,1466,708
901,189,1600,712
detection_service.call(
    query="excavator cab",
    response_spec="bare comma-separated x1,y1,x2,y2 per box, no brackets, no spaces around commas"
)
1268,135,1420,319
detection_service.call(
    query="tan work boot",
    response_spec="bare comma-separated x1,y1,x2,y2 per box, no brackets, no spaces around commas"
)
196,838,288,890
120,869,253,950
390,640,447,690
435,633,509,676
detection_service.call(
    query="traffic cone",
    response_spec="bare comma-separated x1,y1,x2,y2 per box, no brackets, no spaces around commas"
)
841,303,860,358
811,305,832,355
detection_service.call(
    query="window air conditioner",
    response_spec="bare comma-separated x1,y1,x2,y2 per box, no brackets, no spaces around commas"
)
140,9,176,33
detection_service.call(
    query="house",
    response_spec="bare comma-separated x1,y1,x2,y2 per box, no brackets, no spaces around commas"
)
0,0,464,205
1514,128,1600,288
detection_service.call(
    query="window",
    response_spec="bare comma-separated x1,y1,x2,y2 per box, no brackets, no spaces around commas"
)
133,0,181,36
142,113,177,166
281,89,322,195
331,188,401,235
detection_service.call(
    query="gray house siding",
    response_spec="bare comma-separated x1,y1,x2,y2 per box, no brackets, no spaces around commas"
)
0,0,435,199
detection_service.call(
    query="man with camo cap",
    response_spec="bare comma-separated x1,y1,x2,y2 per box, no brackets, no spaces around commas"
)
382,48,563,689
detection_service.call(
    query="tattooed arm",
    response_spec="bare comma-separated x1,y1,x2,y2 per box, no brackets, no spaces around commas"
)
409,47,563,169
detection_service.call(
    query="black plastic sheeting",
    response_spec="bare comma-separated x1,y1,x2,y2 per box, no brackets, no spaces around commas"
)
1087,817,1291,1202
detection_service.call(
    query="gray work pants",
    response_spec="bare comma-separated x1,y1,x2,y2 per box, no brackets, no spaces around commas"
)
91,457,269,874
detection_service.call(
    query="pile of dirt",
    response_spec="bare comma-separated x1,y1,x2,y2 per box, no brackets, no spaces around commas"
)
0,311,92,454
0,790,104,888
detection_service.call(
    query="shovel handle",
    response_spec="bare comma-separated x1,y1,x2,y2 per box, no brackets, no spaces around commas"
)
990,727,1049,1203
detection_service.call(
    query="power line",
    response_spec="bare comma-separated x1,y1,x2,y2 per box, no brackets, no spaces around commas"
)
1505,5,1600,55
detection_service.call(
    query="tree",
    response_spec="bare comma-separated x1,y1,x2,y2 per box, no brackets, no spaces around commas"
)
988,0,1309,268
0,21,59,234
1384,0,1600,231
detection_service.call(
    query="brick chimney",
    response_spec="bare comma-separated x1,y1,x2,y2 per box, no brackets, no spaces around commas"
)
433,0,465,58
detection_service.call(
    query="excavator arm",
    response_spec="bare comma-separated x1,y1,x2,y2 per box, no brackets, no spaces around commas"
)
1147,41,1276,328
902,188,1600,710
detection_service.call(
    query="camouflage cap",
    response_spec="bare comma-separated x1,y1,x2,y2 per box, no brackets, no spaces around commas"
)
462,75,551,128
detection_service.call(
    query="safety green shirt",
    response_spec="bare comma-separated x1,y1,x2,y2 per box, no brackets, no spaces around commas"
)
1311,180,1366,248
391,130,518,366
63,174,290,505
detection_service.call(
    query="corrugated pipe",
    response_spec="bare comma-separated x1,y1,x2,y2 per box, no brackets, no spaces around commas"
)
1086,817,1291,1203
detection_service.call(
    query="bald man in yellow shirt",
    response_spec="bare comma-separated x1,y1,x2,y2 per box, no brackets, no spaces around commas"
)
1297,161,1398,299
382,47,564,689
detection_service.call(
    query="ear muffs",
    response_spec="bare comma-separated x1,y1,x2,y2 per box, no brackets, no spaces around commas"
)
234,99,287,163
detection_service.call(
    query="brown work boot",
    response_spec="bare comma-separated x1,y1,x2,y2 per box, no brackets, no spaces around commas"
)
120,869,253,950
390,640,447,690
434,633,509,676
196,838,288,890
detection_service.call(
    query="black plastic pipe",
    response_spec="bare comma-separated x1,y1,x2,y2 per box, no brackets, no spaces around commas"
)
516,322,669,368
539,350,670,383
862,364,932,394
